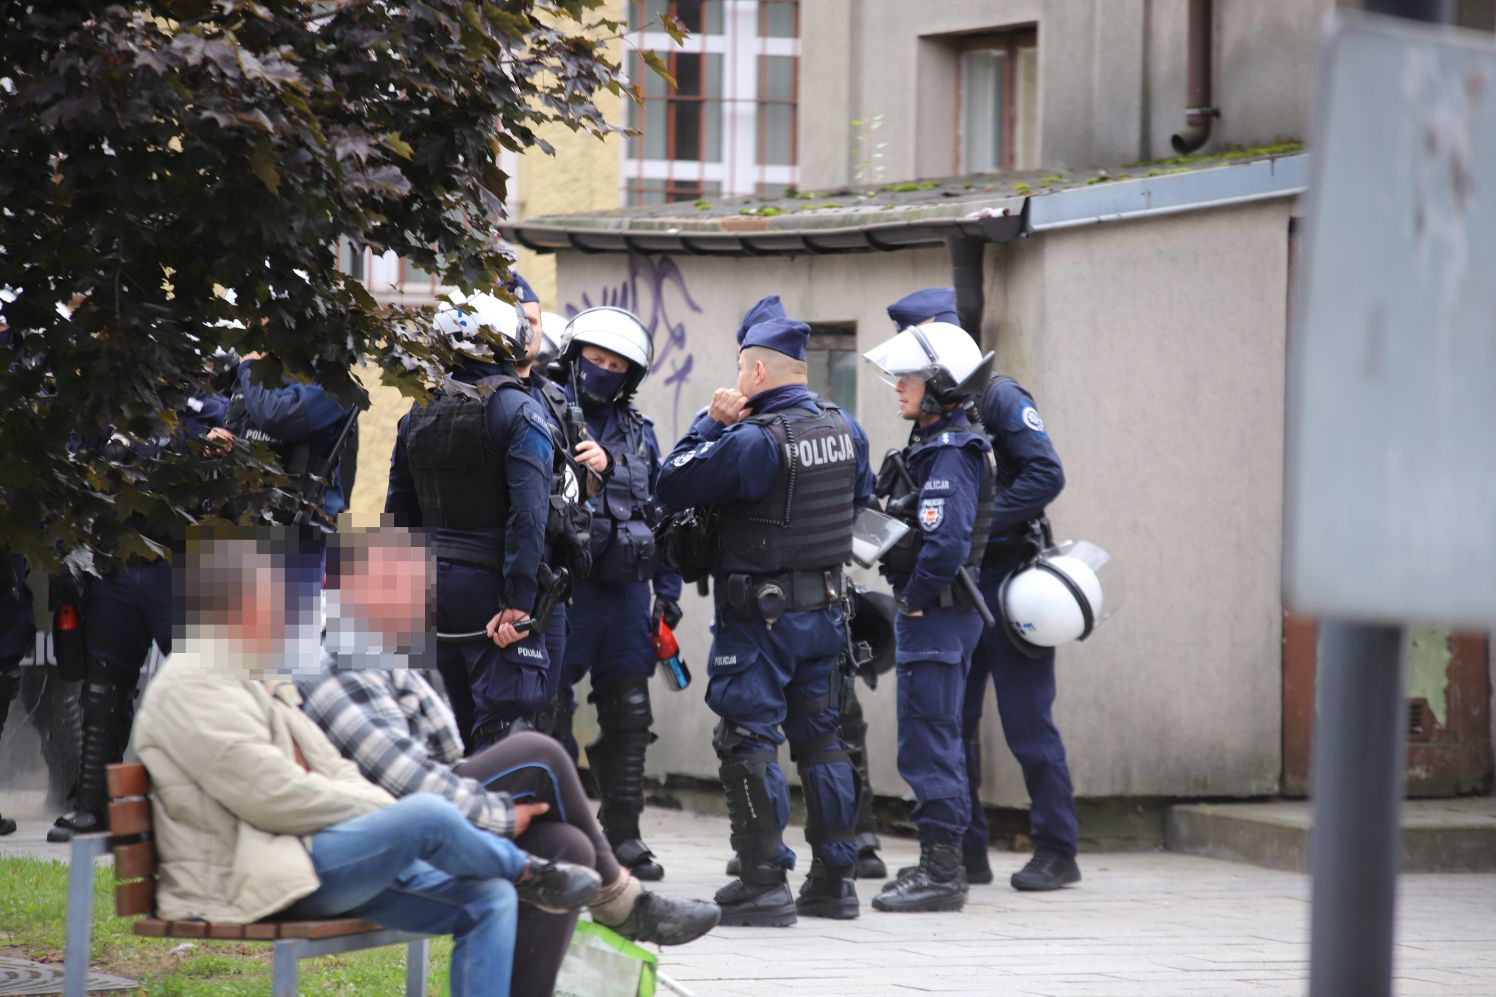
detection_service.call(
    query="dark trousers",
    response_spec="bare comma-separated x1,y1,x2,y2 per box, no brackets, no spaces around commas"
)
453,732,624,997
963,575,1079,856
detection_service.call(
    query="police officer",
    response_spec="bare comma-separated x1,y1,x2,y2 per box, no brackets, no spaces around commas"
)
556,306,677,882
386,293,556,751
657,318,872,927
511,286,601,740
49,390,234,841
862,319,996,914
969,332,1076,892
227,351,359,523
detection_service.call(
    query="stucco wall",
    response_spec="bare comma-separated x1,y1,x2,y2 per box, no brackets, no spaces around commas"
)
551,198,1290,803
800,0,1329,188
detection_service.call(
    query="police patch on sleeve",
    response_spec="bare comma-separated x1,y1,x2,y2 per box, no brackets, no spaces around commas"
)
1021,406,1046,434
919,497,945,532
672,451,694,467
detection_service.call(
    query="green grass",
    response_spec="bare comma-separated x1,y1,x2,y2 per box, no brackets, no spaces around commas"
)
0,857,455,995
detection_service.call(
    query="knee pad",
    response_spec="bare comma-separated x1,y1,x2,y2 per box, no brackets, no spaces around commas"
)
788,732,856,850
595,674,652,733
718,747,781,864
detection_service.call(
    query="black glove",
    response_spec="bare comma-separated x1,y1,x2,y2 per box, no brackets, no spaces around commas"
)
652,595,683,631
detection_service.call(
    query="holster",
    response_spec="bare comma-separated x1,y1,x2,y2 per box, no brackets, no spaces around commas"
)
720,569,845,627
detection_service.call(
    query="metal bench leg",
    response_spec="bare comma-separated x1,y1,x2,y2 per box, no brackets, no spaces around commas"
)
272,938,302,997
63,834,108,997
405,937,430,997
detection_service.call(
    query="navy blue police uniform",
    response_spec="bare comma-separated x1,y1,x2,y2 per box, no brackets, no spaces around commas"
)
877,411,995,848
561,368,682,877
387,360,554,751
966,376,1075,860
656,319,874,921
229,359,358,521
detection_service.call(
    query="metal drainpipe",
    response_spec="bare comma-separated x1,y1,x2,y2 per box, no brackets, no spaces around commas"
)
945,233,986,340
1171,0,1217,155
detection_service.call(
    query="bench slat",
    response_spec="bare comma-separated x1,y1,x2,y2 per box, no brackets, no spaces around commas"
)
108,799,152,837
133,919,169,937
115,879,156,917
167,921,208,938
277,918,382,939
207,923,246,939
244,922,281,940
113,841,157,879
106,762,150,800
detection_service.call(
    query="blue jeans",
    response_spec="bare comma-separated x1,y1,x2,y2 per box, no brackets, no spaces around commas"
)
284,795,527,997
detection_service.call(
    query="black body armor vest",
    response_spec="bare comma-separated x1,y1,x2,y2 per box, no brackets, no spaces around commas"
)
879,431,997,577
405,374,526,529
712,404,858,576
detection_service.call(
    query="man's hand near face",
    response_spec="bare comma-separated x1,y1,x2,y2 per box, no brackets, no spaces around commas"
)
708,388,752,425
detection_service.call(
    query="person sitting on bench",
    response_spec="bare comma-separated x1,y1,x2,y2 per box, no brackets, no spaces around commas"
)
130,527,601,997
302,526,720,996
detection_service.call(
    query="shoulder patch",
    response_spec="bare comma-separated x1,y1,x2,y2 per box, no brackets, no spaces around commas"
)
919,497,945,532
1021,405,1046,433
671,450,694,467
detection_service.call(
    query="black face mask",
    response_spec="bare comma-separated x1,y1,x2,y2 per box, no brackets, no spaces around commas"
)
578,356,628,404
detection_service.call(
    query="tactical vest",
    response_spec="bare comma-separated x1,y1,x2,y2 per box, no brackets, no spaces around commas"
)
590,405,658,582
712,403,858,576
405,374,525,529
980,373,1033,491
530,375,593,580
880,428,997,578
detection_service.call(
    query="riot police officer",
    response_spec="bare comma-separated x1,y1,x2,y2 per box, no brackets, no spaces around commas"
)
862,320,996,913
556,306,677,882
657,318,873,927
386,293,556,750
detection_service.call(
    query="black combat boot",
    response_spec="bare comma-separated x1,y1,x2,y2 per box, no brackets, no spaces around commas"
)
1011,849,1081,891
895,849,992,884
795,860,859,920
873,842,967,913
840,692,886,879
589,677,664,880
716,863,797,927
48,672,122,842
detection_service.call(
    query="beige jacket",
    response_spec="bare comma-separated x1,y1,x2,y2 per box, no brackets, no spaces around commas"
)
131,646,395,923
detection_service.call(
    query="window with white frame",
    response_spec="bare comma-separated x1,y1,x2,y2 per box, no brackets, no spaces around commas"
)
624,0,799,205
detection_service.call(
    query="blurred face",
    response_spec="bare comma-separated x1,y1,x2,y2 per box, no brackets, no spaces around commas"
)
582,344,630,373
895,373,926,421
340,544,430,646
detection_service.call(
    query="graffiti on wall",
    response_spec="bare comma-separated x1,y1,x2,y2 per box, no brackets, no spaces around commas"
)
565,254,703,440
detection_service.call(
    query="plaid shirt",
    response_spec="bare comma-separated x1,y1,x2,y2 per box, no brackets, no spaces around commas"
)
300,668,516,838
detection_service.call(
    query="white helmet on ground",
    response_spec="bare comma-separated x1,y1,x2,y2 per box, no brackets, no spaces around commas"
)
432,290,531,363
862,321,994,413
1001,540,1123,651
561,306,653,402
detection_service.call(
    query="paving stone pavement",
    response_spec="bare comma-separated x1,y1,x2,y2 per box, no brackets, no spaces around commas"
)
4,799,1494,996
632,806,1496,997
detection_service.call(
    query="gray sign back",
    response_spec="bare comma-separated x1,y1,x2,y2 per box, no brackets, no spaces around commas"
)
1286,14,1496,628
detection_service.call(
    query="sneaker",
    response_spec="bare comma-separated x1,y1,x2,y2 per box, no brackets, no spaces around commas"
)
795,863,859,920
614,838,664,881
609,890,721,945
1010,849,1081,892
516,858,603,914
47,809,103,844
714,874,797,928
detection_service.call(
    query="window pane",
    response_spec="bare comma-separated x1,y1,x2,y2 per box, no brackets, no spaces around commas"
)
644,98,668,159
760,103,794,166
673,0,724,35
1015,44,1039,170
806,325,858,416
960,50,1004,173
760,55,795,103
761,0,798,38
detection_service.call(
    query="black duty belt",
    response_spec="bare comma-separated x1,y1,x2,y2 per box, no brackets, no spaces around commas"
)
719,569,845,627
431,536,504,572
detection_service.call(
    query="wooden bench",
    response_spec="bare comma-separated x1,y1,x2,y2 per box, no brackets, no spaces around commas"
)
62,762,432,997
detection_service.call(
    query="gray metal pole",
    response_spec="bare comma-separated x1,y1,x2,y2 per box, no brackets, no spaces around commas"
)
1308,623,1408,997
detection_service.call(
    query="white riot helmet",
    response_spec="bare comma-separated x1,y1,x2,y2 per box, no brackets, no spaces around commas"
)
432,290,531,364
560,306,653,403
538,311,568,367
862,322,994,414
1001,540,1123,652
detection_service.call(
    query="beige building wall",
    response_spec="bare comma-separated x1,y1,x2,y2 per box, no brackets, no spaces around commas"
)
551,197,1290,804
348,1,627,525
800,0,1331,188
